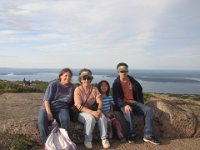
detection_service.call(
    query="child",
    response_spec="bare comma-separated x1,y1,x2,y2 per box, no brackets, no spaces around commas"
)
98,80,126,142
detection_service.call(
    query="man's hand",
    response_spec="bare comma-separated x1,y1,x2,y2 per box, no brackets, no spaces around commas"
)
124,105,132,113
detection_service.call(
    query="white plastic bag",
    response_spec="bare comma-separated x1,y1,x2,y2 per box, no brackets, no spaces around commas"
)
45,120,77,150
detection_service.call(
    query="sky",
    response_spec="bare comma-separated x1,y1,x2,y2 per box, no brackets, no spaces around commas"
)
0,0,200,70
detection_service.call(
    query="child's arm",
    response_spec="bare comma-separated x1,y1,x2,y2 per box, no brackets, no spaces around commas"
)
110,104,114,112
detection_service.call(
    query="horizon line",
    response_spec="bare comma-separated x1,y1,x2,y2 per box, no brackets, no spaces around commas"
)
0,67,200,71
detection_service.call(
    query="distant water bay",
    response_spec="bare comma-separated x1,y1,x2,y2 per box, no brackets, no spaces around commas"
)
0,68,200,94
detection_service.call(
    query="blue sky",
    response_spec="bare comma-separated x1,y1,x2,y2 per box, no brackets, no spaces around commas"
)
0,0,200,70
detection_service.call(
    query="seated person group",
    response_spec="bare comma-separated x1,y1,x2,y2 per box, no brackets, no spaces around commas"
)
38,62,160,149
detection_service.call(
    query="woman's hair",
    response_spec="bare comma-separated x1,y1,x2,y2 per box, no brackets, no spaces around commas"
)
97,80,110,96
58,68,73,81
78,68,93,82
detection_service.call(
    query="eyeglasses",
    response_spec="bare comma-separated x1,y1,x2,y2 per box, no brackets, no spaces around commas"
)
120,71,128,73
82,76,92,80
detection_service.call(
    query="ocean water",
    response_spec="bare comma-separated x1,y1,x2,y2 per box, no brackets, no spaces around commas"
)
0,68,200,94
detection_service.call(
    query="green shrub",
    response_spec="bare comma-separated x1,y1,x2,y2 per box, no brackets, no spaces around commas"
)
0,80,48,93
143,93,155,102
0,130,39,150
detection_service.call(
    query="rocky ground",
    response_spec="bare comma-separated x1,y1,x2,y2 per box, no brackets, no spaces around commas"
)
0,93,200,150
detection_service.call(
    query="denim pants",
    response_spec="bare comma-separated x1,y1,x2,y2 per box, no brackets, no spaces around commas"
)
38,108,70,143
121,102,153,138
78,112,108,142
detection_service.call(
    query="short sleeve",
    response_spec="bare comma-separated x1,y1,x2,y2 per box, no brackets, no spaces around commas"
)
43,81,56,101
93,87,101,100
74,87,83,106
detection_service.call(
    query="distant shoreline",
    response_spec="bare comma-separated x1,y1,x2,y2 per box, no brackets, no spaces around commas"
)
1,68,200,94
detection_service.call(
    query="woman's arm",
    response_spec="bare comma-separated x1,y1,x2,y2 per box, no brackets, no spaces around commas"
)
44,100,53,121
96,96,103,112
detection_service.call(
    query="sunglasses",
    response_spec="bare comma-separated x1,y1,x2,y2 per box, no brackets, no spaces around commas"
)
120,71,128,73
82,76,92,80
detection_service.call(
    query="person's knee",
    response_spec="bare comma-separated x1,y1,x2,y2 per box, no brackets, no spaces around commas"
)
60,115,70,122
100,114,107,120
98,115,108,125
59,116,70,127
38,117,47,129
86,115,96,125
145,106,153,114
37,122,45,130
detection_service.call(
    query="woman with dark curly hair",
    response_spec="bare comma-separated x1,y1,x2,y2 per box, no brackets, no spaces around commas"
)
38,68,74,144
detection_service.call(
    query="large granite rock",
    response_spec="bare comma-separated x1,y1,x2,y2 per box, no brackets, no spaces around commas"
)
146,99,200,139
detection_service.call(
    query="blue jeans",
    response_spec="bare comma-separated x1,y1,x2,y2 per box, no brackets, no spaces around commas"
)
38,108,70,143
78,112,108,142
121,102,153,138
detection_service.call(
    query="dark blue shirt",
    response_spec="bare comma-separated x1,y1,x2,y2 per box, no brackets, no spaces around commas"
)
43,79,74,111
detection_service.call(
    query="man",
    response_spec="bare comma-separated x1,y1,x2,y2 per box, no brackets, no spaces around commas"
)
112,62,160,145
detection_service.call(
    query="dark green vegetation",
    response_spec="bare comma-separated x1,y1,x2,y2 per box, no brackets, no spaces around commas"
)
0,130,40,150
143,93,156,102
0,80,48,93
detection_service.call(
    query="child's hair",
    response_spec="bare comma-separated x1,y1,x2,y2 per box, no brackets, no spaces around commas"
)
97,80,110,96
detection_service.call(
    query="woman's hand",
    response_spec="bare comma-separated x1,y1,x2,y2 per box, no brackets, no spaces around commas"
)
91,110,102,119
47,112,53,121
44,100,53,121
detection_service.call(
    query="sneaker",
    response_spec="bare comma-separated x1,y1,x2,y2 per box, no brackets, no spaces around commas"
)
84,141,93,149
143,136,161,145
102,139,110,149
127,134,138,143
119,137,126,143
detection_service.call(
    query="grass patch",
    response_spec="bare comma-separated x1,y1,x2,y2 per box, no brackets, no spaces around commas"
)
0,80,48,93
0,130,40,150
167,93,200,101
143,93,156,102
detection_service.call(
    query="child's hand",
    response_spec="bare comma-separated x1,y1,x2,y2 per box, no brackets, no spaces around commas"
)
106,112,115,119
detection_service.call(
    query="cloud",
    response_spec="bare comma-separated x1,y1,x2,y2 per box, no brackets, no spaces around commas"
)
0,0,199,69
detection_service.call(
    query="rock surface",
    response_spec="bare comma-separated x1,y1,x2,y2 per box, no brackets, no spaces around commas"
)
146,99,200,139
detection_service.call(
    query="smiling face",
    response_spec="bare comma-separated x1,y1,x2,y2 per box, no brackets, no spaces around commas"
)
60,71,72,86
81,75,92,87
100,82,108,95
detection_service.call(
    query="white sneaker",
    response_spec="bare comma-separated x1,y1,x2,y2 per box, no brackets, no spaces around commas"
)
102,139,110,149
84,141,93,149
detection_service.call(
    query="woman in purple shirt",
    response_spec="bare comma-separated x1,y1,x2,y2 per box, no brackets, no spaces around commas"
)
38,68,74,143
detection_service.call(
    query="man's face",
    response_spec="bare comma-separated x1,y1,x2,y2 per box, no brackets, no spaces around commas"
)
118,70,128,79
